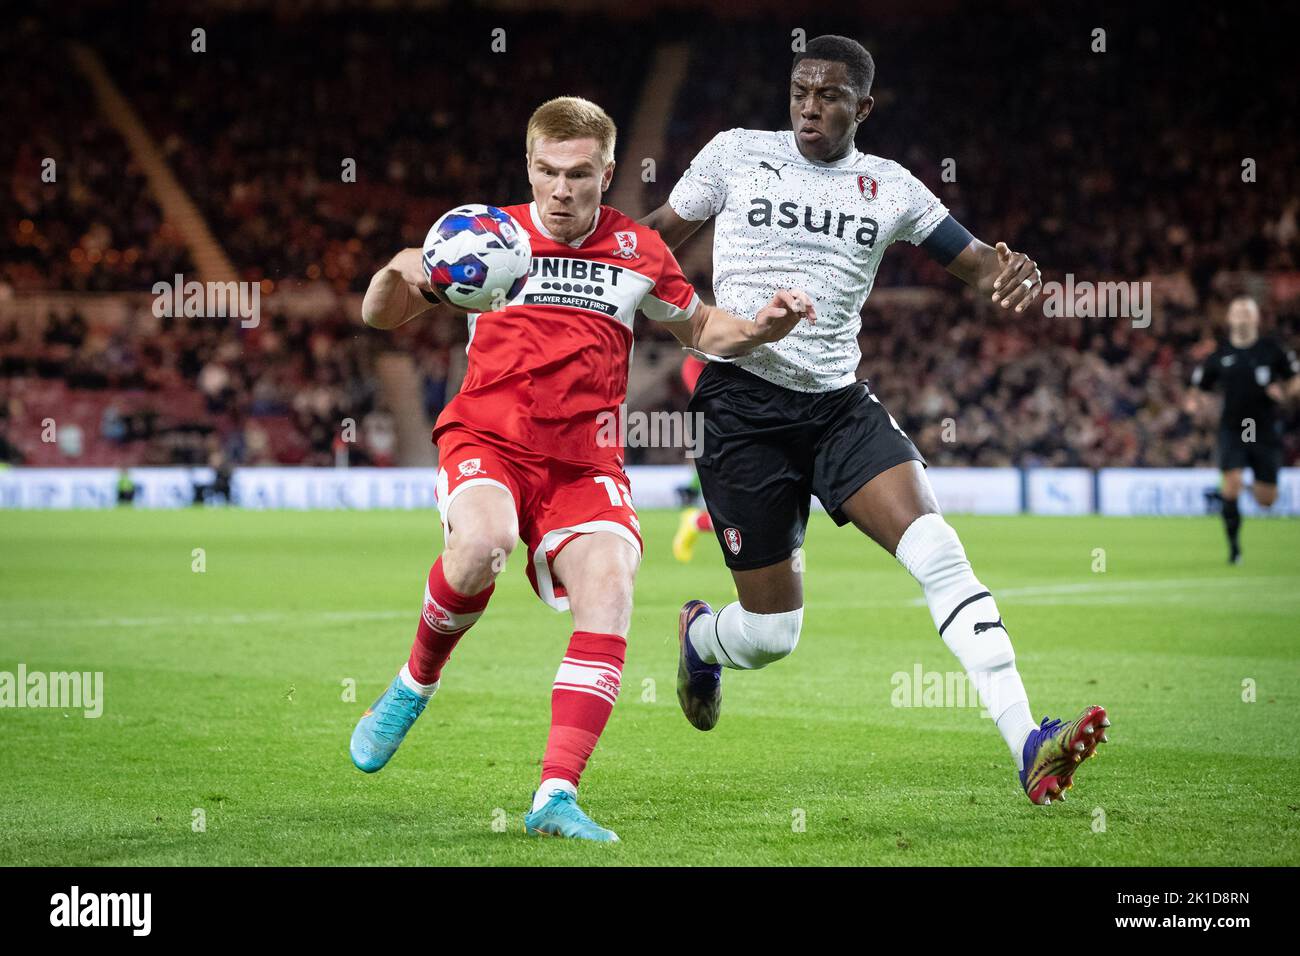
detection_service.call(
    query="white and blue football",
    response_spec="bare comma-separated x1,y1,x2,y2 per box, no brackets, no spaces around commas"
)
421,204,531,313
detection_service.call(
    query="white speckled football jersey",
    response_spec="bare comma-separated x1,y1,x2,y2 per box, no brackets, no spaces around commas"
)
669,128,949,392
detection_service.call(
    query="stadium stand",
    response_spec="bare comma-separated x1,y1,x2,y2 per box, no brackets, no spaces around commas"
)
2,3,1297,469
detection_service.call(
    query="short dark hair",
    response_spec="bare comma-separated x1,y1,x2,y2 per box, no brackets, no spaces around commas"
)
792,35,875,97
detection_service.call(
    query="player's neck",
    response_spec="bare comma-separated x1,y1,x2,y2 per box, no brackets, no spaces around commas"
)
1229,333,1257,349
796,138,857,165
534,202,600,246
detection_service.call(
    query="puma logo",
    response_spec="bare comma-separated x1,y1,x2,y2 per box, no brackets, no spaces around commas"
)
973,618,1007,636
759,161,788,179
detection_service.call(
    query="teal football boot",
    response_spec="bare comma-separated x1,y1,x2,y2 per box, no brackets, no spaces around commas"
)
350,674,431,773
523,789,619,842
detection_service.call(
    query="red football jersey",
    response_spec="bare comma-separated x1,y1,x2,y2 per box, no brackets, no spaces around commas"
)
433,202,700,467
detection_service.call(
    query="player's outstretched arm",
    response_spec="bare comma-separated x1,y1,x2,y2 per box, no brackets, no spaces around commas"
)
361,248,444,329
640,202,708,252
946,239,1043,314
1277,346,1300,400
667,290,816,357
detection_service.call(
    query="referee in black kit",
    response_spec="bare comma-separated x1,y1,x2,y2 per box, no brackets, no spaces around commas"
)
1190,295,1300,563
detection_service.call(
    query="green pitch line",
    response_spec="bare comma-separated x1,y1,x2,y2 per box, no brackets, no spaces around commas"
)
1,509,1297,866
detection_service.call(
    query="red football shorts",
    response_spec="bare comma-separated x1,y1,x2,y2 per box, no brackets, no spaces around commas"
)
434,428,643,611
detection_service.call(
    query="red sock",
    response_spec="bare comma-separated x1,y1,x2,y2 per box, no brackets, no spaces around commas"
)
407,557,493,684
540,631,626,788
695,510,713,532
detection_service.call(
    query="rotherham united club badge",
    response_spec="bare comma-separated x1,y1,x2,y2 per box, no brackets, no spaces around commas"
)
858,175,878,201
614,231,640,259
723,527,743,555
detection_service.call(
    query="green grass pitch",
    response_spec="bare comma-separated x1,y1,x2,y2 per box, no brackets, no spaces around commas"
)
1,508,1298,866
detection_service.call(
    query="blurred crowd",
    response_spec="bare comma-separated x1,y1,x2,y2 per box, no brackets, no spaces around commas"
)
3,4,1298,470
0,22,193,293
0,305,397,468
861,295,1300,468
653,8,1300,292
94,7,649,293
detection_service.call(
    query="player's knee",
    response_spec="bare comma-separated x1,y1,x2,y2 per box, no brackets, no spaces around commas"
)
734,605,803,668
894,513,1015,669
569,564,636,629
571,591,634,639
447,524,518,579
1254,484,1278,507
895,513,970,589
476,530,519,572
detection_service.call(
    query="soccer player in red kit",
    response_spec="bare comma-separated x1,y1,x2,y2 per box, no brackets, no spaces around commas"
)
672,356,716,563
351,96,814,841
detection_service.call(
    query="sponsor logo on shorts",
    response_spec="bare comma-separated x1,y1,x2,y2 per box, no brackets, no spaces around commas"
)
723,527,742,555
457,458,484,478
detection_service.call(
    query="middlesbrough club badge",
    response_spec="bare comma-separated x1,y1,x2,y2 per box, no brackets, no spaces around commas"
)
613,230,640,259
858,175,878,201
723,527,743,555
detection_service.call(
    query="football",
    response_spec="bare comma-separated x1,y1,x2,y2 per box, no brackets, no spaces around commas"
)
421,204,532,312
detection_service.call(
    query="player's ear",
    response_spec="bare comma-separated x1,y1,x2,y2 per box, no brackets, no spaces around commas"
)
602,160,615,193
857,95,874,123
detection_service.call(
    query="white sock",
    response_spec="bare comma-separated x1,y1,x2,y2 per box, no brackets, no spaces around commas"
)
398,662,440,699
998,699,1037,771
687,603,802,670
532,777,576,812
895,513,1036,766
976,663,1037,769
686,611,722,664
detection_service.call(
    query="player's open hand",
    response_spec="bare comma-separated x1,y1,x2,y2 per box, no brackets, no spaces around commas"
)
754,289,816,343
991,242,1042,313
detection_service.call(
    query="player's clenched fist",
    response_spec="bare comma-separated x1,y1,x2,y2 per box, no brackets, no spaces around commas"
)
753,289,817,343
991,241,1042,313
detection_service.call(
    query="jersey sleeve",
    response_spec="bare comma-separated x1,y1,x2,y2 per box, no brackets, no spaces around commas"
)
668,129,739,222
1272,341,1300,381
1191,351,1220,391
893,168,952,247
638,238,701,323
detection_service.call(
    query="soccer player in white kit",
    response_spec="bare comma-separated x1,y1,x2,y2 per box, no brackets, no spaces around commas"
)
642,35,1109,805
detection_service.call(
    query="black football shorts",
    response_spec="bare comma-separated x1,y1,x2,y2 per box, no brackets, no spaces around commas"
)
689,361,925,571
1217,426,1282,485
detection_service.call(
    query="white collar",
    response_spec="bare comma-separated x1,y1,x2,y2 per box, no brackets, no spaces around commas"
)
530,201,602,247
783,130,862,168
